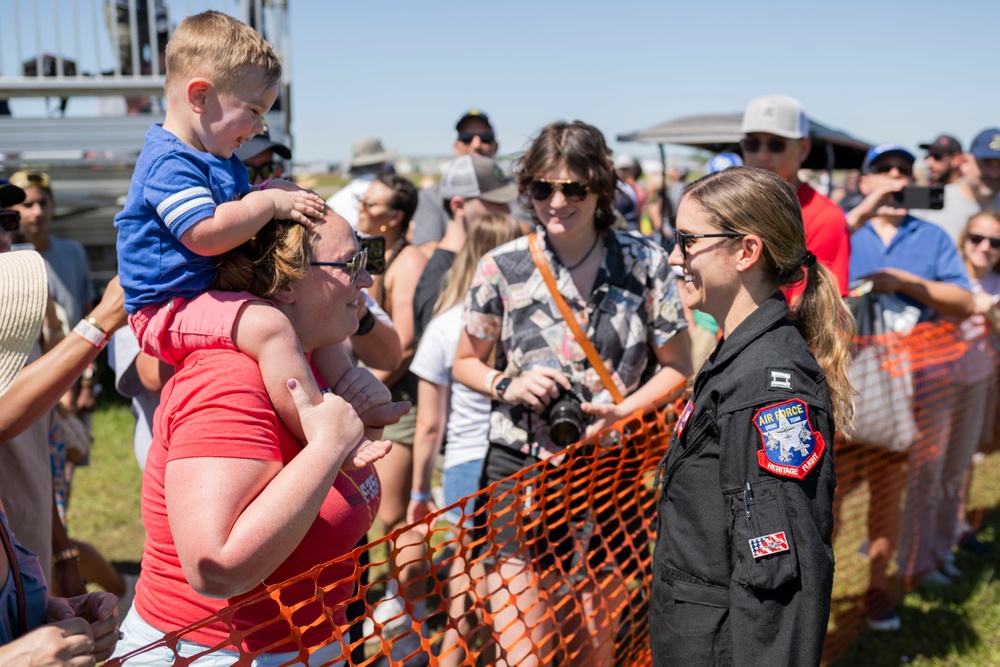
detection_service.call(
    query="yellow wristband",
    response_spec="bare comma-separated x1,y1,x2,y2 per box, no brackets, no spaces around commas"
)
483,370,501,395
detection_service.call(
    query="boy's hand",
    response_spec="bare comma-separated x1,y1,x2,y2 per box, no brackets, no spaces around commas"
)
342,437,393,471
264,188,326,225
330,367,411,427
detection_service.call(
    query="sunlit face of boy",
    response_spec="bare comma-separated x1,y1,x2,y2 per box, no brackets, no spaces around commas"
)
200,69,278,159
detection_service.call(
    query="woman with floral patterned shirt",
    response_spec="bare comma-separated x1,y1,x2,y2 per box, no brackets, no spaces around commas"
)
453,120,691,667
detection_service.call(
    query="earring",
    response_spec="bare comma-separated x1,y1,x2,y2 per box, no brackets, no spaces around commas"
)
380,225,387,233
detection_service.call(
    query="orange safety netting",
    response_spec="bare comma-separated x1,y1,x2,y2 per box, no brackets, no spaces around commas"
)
108,320,1000,667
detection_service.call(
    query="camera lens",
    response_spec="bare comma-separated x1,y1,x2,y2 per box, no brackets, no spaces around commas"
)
548,395,584,448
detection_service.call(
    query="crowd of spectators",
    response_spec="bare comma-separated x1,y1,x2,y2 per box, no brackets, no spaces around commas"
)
1,13,999,661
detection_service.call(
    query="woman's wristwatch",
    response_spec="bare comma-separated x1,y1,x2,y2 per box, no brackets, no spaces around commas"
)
355,310,376,336
495,377,512,400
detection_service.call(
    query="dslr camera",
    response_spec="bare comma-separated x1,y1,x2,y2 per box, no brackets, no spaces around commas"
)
547,385,591,448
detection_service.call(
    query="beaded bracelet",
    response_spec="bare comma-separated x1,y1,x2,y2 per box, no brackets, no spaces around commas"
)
410,490,431,503
52,547,80,565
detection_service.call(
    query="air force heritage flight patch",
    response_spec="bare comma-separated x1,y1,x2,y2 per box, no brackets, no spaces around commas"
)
753,398,826,480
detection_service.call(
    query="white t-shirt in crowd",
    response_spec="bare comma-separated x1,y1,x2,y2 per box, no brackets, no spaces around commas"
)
410,305,490,469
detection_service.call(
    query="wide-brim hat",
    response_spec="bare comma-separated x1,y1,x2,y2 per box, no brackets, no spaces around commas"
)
0,250,48,398
348,136,397,169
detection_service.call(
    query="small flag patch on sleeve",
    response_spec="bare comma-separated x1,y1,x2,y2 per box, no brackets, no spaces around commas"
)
749,531,790,559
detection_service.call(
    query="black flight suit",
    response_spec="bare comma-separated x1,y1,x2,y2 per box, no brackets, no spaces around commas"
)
650,294,836,666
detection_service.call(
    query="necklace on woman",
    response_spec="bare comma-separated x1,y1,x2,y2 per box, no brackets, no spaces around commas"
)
562,233,601,270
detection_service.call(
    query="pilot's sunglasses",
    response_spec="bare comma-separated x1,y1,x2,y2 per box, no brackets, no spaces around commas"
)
458,131,495,145
246,161,282,183
967,233,1000,249
529,179,590,202
674,229,744,260
310,247,368,284
0,210,20,232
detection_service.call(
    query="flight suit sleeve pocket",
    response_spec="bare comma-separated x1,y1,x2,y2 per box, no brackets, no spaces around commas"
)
730,485,800,591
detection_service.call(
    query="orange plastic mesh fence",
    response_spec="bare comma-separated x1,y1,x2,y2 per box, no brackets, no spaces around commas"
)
108,321,1000,667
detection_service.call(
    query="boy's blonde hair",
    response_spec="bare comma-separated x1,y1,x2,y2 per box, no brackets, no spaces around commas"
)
165,10,281,93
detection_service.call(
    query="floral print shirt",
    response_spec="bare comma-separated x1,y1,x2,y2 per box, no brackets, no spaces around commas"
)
464,228,686,459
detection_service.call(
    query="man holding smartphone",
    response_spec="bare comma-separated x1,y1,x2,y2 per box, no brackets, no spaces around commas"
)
848,141,973,632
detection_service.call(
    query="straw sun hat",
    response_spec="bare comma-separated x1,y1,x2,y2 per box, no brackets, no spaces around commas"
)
0,250,48,398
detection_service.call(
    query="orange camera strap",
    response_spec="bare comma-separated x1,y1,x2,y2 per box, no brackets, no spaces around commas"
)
529,233,624,405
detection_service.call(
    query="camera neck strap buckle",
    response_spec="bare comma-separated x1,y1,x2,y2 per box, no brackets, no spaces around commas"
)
528,232,624,405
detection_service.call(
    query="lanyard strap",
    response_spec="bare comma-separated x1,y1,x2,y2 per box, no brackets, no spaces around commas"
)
528,233,624,404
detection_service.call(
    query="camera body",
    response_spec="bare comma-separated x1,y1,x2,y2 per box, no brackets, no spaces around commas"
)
547,385,590,448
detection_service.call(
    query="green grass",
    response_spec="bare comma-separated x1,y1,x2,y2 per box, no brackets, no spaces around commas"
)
831,508,1000,667
68,403,145,565
72,405,1000,664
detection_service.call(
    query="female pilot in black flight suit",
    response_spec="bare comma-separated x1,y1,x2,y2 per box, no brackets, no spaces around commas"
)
651,167,855,666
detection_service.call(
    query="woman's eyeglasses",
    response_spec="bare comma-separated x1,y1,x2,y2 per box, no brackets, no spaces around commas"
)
673,229,744,260
967,233,1000,249
357,198,391,212
740,137,788,154
246,161,282,183
458,131,495,145
528,179,590,202
0,210,20,232
310,247,368,284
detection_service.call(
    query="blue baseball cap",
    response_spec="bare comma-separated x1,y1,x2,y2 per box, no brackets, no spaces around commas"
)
707,152,744,174
970,128,1000,161
862,142,915,174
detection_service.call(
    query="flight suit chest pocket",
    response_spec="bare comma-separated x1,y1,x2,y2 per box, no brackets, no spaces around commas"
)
730,484,799,591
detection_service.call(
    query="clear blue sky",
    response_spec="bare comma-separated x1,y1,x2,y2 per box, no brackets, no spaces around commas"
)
287,0,999,165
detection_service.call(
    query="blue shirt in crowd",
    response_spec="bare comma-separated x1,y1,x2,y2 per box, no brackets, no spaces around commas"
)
849,214,970,320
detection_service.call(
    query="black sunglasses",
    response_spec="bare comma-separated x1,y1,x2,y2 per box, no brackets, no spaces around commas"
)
740,137,789,154
458,131,495,145
246,161,283,183
528,179,590,202
673,229,744,259
967,233,1000,249
310,247,368,284
868,162,913,177
0,210,19,232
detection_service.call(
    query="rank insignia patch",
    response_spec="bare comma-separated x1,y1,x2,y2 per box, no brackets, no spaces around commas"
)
749,531,790,559
753,398,826,480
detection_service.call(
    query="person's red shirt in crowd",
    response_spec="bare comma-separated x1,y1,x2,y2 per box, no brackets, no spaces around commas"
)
135,350,381,651
785,182,851,304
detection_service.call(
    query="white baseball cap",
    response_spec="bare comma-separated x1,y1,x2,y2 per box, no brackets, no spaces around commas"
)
740,94,810,140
